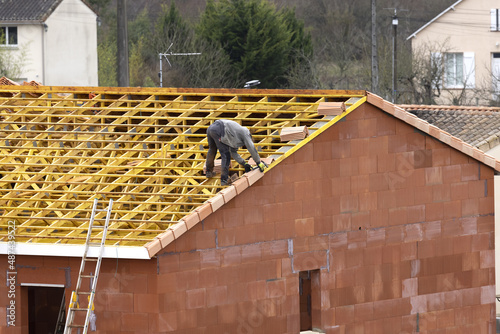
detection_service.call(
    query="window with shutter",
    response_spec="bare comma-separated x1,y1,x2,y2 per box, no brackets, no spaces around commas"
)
443,52,475,89
463,52,475,88
444,53,464,88
492,9,500,31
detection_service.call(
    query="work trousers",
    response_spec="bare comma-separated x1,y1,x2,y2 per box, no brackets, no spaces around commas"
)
206,120,231,183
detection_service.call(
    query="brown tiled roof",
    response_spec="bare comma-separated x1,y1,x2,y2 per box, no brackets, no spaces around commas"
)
368,94,500,171
0,0,62,22
400,104,500,151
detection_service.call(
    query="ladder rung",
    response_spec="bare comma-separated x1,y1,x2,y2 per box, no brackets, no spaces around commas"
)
69,308,91,312
68,324,85,328
88,242,102,246
84,258,98,261
81,275,95,278
76,291,92,295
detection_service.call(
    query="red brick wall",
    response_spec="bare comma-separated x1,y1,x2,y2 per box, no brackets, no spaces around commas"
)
0,103,496,333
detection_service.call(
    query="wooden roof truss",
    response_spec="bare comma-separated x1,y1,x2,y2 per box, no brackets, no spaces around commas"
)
0,87,363,247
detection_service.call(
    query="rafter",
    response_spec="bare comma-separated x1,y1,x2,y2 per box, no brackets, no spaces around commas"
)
0,86,363,246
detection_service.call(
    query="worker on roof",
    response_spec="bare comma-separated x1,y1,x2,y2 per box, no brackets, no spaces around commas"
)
205,119,267,186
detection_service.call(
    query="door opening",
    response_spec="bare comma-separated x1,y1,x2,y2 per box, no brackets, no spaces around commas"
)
299,271,312,331
25,286,65,334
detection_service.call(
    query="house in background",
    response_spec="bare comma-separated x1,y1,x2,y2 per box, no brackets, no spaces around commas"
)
0,0,98,86
0,86,497,333
408,0,500,105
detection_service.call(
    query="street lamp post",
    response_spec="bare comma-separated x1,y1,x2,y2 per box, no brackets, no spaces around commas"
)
392,13,398,103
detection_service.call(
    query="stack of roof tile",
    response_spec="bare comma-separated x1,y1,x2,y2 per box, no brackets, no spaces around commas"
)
317,101,346,115
0,77,19,85
280,126,309,141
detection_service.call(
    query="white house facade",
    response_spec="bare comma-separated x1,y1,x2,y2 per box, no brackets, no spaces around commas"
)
0,0,98,86
408,0,500,105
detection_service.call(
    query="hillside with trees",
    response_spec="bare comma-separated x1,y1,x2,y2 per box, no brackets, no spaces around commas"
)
88,0,457,102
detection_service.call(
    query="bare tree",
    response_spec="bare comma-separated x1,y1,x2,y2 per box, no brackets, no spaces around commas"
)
403,40,451,104
284,48,322,89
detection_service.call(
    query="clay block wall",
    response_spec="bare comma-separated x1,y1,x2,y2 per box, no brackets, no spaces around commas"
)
0,254,159,333
0,102,495,334
152,103,495,333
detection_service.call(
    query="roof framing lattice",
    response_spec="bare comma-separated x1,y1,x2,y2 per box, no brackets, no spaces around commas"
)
0,86,365,252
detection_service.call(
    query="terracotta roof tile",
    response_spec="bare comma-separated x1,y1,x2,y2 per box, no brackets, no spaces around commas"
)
400,104,500,150
158,230,175,248
367,93,499,170
171,220,188,239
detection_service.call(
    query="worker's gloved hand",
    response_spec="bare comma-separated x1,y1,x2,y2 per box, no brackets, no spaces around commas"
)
258,161,268,172
244,163,252,173
206,170,215,178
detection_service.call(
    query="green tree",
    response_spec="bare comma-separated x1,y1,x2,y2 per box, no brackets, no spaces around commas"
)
150,1,238,88
197,0,312,88
156,1,190,42
128,8,155,86
97,35,117,87
0,46,28,81
0,28,28,80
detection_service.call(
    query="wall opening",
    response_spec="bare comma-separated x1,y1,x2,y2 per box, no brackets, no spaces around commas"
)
24,285,65,334
299,270,312,331
300,269,322,333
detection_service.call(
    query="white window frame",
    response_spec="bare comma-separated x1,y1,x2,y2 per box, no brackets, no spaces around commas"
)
0,26,18,47
491,9,500,31
443,52,475,89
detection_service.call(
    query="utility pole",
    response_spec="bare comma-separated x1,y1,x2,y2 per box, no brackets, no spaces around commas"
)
117,0,129,87
385,7,408,103
371,0,379,94
392,9,398,103
158,43,201,87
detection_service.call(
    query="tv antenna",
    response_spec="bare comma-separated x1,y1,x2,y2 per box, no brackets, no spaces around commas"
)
158,43,201,87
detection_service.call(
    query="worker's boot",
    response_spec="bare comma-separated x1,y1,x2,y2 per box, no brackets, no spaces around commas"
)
221,175,231,186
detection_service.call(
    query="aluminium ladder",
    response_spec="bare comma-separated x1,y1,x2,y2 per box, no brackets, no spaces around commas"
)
63,198,113,334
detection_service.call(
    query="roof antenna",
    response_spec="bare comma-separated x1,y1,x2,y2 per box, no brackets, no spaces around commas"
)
158,43,201,87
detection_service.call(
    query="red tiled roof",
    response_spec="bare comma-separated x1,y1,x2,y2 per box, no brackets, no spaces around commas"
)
368,93,500,171
399,104,500,151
